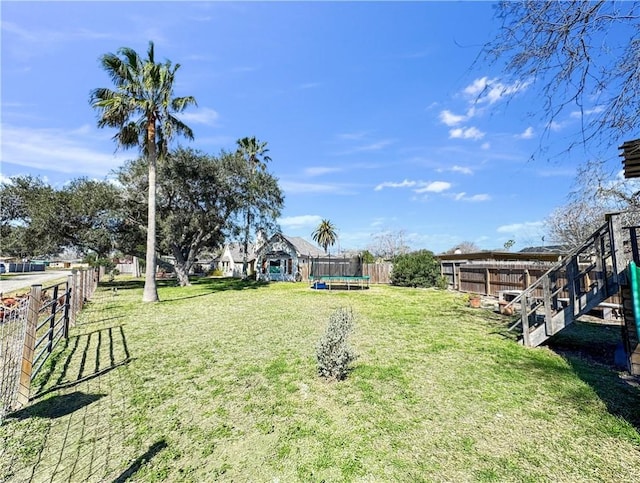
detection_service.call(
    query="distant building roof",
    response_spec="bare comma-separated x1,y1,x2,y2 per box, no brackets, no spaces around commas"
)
215,243,256,262
518,245,568,254
437,250,564,263
621,138,640,179
281,235,327,257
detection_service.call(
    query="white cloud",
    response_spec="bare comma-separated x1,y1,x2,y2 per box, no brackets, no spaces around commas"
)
180,107,219,126
449,127,485,140
278,215,323,229
231,66,259,73
279,180,351,195
518,126,535,139
536,168,576,178
337,131,368,141
464,76,530,105
452,192,490,202
439,110,467,127
497,221,544,233
304,166,343,177
452,165,473,175
374,179,416,191
341,139,394,154
463,77,493,98
548,121,564,131
570,106,605,118
299,82,321,89
464,194,490,202
1,124,130,175
414,181,451,193
439,107,478,127
376,179,452,194
481,142,491,150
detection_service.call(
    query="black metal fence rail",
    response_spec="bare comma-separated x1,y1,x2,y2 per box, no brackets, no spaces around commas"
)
0,268,98,424
31,282,71,382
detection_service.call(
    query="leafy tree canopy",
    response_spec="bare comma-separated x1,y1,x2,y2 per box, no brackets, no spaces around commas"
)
116,147,283,286
0,176,121,259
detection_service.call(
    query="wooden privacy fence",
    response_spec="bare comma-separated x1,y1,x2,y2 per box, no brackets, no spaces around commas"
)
300,260,392,284
442,260,546,295
449,262,553,297
362,263,392,284
442,260,621,304
0,268,97,424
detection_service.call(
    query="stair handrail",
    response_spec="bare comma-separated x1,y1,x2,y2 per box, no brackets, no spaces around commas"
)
503,218,612,321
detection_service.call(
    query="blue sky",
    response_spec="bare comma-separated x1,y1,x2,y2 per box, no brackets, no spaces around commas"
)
0,1,624,254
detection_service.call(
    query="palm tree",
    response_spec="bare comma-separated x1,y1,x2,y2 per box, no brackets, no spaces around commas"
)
312,219,338,253
236,136,271,278
90,41,196,302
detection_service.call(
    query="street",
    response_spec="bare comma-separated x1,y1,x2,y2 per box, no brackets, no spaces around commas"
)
0,271,71,295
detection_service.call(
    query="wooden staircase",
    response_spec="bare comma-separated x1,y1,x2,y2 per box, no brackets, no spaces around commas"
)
505,215,626,347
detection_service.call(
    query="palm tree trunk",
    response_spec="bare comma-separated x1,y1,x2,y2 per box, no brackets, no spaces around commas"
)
142,123,160,302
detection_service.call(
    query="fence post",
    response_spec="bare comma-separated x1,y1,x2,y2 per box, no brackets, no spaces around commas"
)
71,269,79,324
79,269,85,311
48,284,59,353
16,285,42,408
64,273,73,336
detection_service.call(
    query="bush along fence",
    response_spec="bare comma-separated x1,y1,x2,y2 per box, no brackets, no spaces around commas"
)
0,268,98,424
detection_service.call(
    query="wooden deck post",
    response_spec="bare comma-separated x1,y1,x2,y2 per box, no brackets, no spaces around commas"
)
520,292,531,347
566,256,579,320
542,276,555,335
608,213,640,375
16,285,42,408
485,268,490,296
608,213,628,286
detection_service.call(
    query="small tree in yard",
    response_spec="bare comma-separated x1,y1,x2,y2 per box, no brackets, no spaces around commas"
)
317,308,357,381
391,249,446,289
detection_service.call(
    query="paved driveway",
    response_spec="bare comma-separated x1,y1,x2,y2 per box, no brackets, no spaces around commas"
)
0,270,71,295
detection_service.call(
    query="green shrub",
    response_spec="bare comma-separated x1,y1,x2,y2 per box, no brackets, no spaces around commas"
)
316,307,357,380
390,249,446,288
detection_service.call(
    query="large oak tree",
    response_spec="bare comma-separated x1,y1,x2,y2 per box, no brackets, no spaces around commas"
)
117,147,284,286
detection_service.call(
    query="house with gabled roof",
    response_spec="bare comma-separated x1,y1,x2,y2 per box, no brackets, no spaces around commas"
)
255,233,326,281
213,243,257,278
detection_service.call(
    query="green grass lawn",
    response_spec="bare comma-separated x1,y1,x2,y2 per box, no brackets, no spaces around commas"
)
2,278,640,482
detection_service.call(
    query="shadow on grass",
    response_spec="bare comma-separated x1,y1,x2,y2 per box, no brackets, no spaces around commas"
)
98,277,270,302
160,277,270,302
8,391,106,420
99,279,177,290
32,325,131,399
545,320,640,431
112,439,168,483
